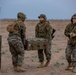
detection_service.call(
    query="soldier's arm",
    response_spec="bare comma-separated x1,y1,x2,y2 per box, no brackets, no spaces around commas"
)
46,23,52,40
35,24,39,37
22,24,26,38
64,24,70,38
18,23,26,41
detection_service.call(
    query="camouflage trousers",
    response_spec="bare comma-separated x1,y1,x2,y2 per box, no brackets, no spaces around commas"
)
7,35,25,67
65,44,76,67
38,41,51,62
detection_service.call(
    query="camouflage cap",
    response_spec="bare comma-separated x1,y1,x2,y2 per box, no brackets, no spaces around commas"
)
17,12,26,22
38,14,47,20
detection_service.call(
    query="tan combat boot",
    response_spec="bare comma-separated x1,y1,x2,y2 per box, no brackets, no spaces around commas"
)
65,64,72,70
37,62,44,68
14,66,26,72
72,67,76,73
44,60,50,67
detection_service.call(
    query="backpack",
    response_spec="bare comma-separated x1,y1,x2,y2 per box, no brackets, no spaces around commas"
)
7,21,21,33
7,23,16,32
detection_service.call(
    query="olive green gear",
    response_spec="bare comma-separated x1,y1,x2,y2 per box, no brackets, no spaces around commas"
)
17,12,26,22
38,14,47,20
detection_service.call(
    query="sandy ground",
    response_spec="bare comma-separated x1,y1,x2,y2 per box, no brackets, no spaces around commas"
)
0,20,76,75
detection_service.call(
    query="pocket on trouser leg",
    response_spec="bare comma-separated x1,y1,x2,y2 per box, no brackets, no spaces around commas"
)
13,40,25,53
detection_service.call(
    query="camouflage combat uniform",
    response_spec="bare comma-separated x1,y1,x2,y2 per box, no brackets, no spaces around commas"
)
64,14,76,67
7,12,26,68
35,14,52,63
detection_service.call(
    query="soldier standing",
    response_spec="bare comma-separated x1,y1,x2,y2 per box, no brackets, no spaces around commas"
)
35,14,52,68
7,12,26,72
64,13,76,73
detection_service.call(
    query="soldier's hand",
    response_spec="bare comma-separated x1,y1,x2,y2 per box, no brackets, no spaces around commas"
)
70,32,76,38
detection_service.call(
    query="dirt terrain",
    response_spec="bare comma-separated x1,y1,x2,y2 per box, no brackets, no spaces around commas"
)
0,20,75,75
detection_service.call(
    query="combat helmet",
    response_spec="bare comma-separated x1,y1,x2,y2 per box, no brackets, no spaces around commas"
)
38,14,47,20
17,12,26,22
71,13,76,23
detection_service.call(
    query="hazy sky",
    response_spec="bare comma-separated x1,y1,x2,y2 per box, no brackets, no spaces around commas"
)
0,0,76,19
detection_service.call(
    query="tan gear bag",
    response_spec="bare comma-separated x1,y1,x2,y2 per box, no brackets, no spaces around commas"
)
7,24,15,32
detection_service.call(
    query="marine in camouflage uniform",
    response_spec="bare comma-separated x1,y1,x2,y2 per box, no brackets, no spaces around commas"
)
64,13,76,73
7,12,26,72
35,14,52,68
